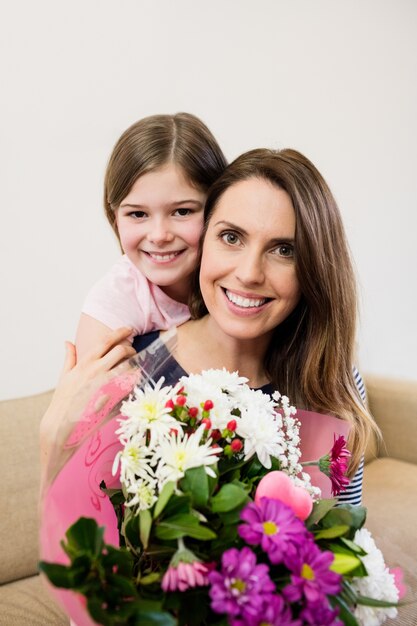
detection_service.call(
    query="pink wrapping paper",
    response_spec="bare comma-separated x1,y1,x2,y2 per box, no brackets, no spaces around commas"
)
297,409,350,498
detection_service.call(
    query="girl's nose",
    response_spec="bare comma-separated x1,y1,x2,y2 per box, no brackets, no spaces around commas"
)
235,250,265,285
147,219,174,244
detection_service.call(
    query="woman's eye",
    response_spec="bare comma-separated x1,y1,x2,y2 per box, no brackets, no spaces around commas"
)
274,244,294,258
173,208,193,217
221,232,240,245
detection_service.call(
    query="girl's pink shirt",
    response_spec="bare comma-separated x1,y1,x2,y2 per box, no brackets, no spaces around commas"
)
82,255,190,336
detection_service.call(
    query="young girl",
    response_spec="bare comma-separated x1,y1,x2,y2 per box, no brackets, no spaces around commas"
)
75,112,227,358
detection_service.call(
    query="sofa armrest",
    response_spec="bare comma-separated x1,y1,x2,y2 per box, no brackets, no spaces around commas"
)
0,389,54,585
365,374,417,465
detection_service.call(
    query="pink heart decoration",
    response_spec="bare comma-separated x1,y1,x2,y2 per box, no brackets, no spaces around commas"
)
255,471,313,520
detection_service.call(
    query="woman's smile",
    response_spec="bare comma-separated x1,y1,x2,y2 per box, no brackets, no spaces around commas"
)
199,177,301,342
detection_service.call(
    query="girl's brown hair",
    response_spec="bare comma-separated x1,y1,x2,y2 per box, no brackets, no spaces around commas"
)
190,148,378,473
104,112,227,236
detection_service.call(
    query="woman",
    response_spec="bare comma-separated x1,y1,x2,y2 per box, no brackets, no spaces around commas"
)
41,147,377,504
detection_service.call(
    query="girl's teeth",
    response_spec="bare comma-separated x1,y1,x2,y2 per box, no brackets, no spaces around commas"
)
149,252,179,261
225,290,266,308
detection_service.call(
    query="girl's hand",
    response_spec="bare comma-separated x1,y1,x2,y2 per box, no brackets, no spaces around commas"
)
40,327,136,471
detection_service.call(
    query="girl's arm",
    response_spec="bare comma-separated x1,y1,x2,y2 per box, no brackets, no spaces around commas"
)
40,327,136,481
75,313,132,360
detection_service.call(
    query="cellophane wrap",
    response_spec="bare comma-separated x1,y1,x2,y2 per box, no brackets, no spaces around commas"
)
39,331,181,626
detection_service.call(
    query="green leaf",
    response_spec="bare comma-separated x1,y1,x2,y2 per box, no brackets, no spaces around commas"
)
330,552,362,575
180,467,209,508
154,482,176,519
155,513,216,541
64,517,104,557
323,505,367,534
306,498,338,527
38,562,78,589
139,508,153,549
340,537,367,555
356,594,400,608
314,524,350,539
162,493,191,519
124,512,140,551
331,595,360,626
139,571,162,586
329,544,368,577
105,573,137,597
211,484,248,513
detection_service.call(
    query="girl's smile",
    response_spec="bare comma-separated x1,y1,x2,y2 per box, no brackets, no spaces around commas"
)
116,163,205,303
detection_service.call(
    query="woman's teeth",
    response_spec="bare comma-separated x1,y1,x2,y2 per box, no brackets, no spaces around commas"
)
225,290,266,308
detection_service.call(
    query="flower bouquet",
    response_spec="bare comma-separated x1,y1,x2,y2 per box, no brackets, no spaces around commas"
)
39,335,403,626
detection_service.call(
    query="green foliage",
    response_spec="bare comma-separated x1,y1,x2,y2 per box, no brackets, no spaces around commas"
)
210,484,248,513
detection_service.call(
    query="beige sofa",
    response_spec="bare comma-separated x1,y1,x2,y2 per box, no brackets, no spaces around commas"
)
0,377,416,625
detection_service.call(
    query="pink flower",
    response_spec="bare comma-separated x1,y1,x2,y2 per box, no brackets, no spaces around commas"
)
161,560,211,592
390,567,407,600
255,471,313,520
319,435,351,496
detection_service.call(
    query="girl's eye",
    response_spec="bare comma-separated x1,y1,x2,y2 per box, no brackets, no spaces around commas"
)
128,210,147,219
221,231,240,245
274,244,294,258
173,208,193,217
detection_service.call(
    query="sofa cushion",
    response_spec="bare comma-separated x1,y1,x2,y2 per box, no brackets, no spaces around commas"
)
0,575,68,625
0,390,53,585
363,457,417,625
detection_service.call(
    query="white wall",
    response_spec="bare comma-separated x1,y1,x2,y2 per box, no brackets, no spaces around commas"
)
1,0,416,400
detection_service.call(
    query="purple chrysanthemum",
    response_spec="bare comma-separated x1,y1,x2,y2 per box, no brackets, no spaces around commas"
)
300,601,343,626
238,497,309,565
229,595,302,626
208,546,275,622
283,540,342,605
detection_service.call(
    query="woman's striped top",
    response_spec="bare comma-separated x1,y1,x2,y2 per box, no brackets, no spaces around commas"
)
336,366,366,507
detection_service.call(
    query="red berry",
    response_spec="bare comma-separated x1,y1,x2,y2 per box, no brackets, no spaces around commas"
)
176,395,187,406
230,438,243,453
170,428,178,437
201,418,212,430
211,429,221,441
188,407,199,418
165,399,175,410
227,419,237,431
203,399,214,411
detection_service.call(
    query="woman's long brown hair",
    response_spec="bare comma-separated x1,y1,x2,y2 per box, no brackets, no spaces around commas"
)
190,148,379,474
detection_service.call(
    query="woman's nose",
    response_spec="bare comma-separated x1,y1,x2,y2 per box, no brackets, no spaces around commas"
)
147,219,174,244
235,250,265,285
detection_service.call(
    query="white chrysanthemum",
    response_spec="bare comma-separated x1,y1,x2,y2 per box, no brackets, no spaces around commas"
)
112,434,155,487
237,407,286,469
155,425,221,486
233,385,278,416
183,368,248,393
351,528,398,626
178,370,243,431
118,377,179,446
125,477,158,513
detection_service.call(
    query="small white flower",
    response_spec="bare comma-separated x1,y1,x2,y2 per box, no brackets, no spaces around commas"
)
351,528,399,626
155,425,221,486
118,377,179,446
112,434,155,487
125,477,158,513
